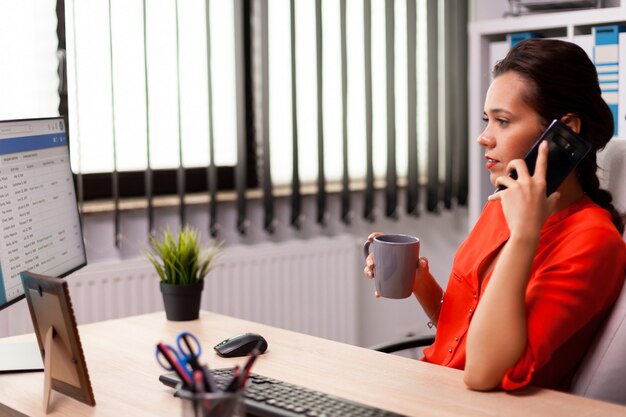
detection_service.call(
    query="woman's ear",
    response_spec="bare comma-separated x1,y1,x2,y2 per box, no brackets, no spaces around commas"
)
560,113,581,134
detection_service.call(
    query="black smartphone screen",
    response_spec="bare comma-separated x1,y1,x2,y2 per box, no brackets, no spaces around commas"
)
495,119,592,196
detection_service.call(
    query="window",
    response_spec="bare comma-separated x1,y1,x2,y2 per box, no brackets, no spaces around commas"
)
64,0,252,200
1,0,468,231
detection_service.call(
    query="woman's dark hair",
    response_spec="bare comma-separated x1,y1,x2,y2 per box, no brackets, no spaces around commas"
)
493,38,625,234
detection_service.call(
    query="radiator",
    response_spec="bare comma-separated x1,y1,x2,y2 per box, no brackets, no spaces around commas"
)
0,235,360,345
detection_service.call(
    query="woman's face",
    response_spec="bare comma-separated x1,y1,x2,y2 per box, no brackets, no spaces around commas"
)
478,71,546,187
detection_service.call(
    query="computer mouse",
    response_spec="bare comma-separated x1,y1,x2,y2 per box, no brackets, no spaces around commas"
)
214,332,268,358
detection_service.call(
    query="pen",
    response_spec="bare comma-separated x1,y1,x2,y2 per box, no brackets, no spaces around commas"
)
200,364,218,393
194,369,211,414
156,342,192,388
239,349,260,389
193,369,205,393
225,365,241,393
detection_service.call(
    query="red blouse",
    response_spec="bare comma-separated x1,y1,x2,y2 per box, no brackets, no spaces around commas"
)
422,196,626,391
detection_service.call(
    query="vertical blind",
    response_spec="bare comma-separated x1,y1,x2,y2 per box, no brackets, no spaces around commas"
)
254,0,468,230
2,0,468,241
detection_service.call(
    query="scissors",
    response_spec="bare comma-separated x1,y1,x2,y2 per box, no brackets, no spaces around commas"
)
155,331,202,380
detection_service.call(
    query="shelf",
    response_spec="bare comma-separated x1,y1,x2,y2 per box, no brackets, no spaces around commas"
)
469,5,626,36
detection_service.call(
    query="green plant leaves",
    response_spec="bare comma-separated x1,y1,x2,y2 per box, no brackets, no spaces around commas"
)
145,226,222,285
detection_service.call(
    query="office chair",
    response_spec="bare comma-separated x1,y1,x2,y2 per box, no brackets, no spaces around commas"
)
371,139,626,405
569,138,626,405
368,334,434,355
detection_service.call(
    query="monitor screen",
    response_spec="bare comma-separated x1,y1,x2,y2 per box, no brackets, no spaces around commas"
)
0,117,86,311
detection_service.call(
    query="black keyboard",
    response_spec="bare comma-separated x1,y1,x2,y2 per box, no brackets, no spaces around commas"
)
160,368,406,417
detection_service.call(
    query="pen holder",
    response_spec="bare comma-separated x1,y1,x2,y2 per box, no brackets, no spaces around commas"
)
178,389,245,417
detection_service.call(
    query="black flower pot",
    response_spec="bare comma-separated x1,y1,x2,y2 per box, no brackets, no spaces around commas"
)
160,281,204,321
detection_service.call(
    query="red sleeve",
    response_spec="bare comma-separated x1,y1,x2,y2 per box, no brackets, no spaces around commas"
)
501,226,626,390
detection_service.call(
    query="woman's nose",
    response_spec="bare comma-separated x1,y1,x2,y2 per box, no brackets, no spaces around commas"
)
477,130,494,148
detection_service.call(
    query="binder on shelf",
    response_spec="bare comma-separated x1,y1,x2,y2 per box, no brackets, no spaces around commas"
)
593,25,624,137
508,32,541,47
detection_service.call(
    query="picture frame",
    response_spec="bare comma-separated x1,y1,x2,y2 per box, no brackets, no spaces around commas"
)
20,271,95,413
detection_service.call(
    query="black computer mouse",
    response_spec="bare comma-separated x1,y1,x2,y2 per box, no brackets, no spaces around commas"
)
214,332,268,358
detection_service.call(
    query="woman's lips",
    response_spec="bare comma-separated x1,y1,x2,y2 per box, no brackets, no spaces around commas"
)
485,157,498,170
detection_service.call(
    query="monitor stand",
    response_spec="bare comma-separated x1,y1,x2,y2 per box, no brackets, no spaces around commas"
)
0,336,44,373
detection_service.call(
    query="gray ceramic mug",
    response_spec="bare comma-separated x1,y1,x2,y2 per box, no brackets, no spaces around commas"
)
363,234,420,299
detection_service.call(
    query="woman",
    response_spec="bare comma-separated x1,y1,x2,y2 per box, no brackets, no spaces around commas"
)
364,39,626,392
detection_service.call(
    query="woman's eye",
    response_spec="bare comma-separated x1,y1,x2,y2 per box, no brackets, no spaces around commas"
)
497,119,509,126
481,116,488,123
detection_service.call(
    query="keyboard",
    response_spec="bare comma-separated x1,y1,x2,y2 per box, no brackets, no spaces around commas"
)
160,368,407,417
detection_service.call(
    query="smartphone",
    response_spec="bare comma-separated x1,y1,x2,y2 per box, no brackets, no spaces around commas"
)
495,119,592,196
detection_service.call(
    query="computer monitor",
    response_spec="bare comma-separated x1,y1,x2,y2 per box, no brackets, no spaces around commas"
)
0,116,86,371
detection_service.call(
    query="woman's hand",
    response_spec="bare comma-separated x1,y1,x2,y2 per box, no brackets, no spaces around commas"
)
363,232,383,297
413,257,432,293
488,141,560,241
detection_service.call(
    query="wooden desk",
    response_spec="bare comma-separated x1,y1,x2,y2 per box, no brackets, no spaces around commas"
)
0,311,624,417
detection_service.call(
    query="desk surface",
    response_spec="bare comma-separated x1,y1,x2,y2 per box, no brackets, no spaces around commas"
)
0,311,624,417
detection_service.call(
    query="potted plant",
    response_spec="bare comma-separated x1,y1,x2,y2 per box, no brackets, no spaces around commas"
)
146,226,222,321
